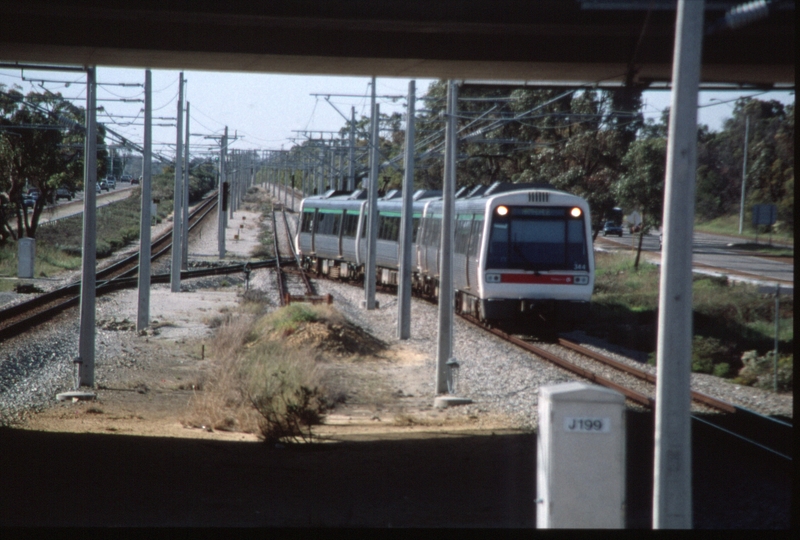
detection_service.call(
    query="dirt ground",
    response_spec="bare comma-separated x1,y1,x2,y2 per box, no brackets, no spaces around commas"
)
2,202,533,527
2,306,534,528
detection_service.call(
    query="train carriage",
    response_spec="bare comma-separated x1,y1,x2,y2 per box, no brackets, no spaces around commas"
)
295,182,594,330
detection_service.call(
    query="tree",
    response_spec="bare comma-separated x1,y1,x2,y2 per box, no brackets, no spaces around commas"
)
0,86,101,242
695,98,794,230
509,87,643,236
614,137,667,269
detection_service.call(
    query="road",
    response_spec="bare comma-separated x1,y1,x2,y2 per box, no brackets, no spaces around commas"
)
32,183,136,225
595,230,793,293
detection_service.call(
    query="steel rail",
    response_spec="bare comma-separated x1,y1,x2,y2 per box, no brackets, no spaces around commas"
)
0,193,218,342
458,313,655,408
280,207,315,296
0,259,279,342
557,337,736,414
270,209,287,306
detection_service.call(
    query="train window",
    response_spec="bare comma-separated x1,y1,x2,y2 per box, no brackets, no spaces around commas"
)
378,215,387,240
331,214,342,236
454,216,472,254
314,212,326,235
431,218,441,247
468,218,483,257
486,207,588,271
487,222,509,266
412,217,420,243
301,211,315,233
342,213,358,237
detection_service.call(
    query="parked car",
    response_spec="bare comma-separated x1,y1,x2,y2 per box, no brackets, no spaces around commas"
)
27,188,40,201
105,176,117,189
120,174,132,183
131,176,141,185
98,179,109,191
55,187,74,201
602,220,624,237
95,183,102,194
21,195,35,208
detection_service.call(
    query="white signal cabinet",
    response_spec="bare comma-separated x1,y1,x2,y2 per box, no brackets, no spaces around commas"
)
18,238,35,279
537,382,626,528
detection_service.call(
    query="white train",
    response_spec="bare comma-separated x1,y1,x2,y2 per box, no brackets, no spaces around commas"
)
295,182,594,329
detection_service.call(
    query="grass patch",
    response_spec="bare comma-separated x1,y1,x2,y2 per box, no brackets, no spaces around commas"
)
589,252,793,389
695,213,793,244
0,242,82,282
724,243,793,258
0,168,211,279
260,303,344,336
186,304,343,444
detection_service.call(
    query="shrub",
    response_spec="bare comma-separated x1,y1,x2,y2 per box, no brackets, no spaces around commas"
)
735,350,793,392
186,307,333,444
240,340,328,445
691,336,733,375
712,363,730,378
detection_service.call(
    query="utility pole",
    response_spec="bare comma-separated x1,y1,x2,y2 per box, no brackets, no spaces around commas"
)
137,69,153,332
398,80,416,339
181,100,190,270
653,0,704,529
170,72,184,293
363,75,379,311
436,80,457,394
738,115,750,235
218,126,228,258
78,65,98,387
348,106,356,190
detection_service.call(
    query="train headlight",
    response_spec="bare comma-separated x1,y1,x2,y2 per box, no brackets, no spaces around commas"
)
570,207,582,218
496,205,509,216
485,273,501,283
574,275,589,285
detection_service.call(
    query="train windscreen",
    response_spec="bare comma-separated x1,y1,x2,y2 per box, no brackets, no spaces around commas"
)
486,207,589,271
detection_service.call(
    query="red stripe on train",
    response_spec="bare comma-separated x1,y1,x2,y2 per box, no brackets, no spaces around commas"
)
499,274,573,284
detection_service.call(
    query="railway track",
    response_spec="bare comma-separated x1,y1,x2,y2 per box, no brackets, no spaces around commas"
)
457,312,791,460
1,192,221,342
270,206,322,305
298,237,792,461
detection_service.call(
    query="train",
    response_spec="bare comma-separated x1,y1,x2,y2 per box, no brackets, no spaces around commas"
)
294,181,594,330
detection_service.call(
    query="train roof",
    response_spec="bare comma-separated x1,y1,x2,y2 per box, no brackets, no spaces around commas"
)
300,182,586,213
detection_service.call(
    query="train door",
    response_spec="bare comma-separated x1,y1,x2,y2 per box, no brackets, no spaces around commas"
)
464,214,473,289
311,208,318,253
337,209,345,258
466,214,483,292
354,201,367,266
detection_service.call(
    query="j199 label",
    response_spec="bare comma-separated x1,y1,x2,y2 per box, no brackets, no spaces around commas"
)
564,417,610,433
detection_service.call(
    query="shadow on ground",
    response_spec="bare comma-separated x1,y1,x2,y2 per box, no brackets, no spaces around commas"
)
1,412,790,528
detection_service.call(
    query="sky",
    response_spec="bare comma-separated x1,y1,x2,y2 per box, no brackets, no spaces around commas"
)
0,65,794,161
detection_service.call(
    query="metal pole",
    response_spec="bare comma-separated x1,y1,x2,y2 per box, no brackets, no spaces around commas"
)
348,106,356,191
364,100,380,310
181,100,190,270
774,283,780,391
738,115,750,235
398,80,416,340
653,0,704,529
170,72,184,292
436,80,457,394
228,145,234,221
136,69,152,333
218,126,227,258
78,65,98,387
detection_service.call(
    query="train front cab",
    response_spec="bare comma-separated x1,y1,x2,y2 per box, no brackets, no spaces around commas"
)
477,194,594,328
